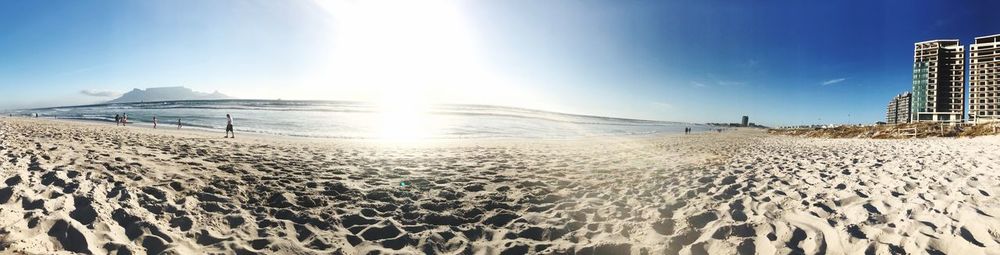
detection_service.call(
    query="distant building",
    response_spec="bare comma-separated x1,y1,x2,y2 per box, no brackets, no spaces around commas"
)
887,98,896,124
886,92,912,124
969,34,1000,122
741,116,749,127
911,39,965,122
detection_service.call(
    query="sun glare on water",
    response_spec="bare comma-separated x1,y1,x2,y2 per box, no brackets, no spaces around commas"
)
374,94,439,141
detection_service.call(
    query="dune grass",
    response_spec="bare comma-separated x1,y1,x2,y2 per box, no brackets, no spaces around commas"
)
770,122,1000,139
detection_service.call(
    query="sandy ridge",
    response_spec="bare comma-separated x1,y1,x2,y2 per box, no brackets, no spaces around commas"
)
1,118,999,254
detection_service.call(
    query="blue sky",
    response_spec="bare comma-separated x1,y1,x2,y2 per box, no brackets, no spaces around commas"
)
1,0,999,126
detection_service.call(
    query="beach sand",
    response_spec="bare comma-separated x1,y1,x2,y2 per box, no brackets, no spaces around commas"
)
1,118,999,254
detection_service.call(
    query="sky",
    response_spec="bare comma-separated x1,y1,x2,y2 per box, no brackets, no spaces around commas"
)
1,0,999,126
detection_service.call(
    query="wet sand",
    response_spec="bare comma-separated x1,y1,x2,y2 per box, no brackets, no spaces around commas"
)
1,118,999,254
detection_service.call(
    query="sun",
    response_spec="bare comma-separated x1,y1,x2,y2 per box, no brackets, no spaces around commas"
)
312,0,475,141
309,0,548,141
316,0,482,94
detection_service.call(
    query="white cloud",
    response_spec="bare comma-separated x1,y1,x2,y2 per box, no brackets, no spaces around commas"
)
821,78,847,86
717,80,746,86
691,81,707,87
80,89,119,97
651,101,673,109
705,73,747,87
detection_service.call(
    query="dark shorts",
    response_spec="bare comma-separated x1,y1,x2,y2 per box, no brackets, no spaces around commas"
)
226,124,233,132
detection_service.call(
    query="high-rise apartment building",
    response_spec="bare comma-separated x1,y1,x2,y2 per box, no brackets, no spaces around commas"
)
886,92,912,124
969,34,1000,122
912,40,965,122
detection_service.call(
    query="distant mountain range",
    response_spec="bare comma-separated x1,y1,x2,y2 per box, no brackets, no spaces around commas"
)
107,87,232,104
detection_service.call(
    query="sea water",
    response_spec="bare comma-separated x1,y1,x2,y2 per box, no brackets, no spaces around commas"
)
11,100,709,139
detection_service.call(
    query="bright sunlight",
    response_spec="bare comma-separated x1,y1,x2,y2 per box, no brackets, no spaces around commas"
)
313,0,545,141
318,0,476,140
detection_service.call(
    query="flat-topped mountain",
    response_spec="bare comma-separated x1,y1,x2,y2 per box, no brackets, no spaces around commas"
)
107,86,232,103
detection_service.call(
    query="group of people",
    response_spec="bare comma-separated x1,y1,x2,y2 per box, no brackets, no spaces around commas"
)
683,127,728,134
114,114,128,126
113,113,235,138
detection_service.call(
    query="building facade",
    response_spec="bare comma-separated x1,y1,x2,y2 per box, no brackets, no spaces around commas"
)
886,92,912,124
912,40,965,122
969,34,1000,122
741,116,749,127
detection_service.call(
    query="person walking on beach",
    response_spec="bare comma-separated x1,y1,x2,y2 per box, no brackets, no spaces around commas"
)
224,114,234,138
115,114,121,126
177,119,182,129
153,116,158,129
122,114,128,126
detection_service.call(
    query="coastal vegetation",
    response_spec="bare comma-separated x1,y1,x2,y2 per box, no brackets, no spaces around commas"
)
770,121,1000,139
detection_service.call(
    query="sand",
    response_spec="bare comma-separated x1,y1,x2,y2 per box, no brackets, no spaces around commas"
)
1,117,999,254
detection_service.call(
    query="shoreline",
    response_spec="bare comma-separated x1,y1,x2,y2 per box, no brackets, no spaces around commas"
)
2,116,726,148
4,99,714,142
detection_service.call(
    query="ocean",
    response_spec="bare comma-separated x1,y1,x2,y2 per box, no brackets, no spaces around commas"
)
9,100,709,139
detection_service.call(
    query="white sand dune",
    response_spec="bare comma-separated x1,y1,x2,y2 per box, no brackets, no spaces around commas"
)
1,118,999,254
